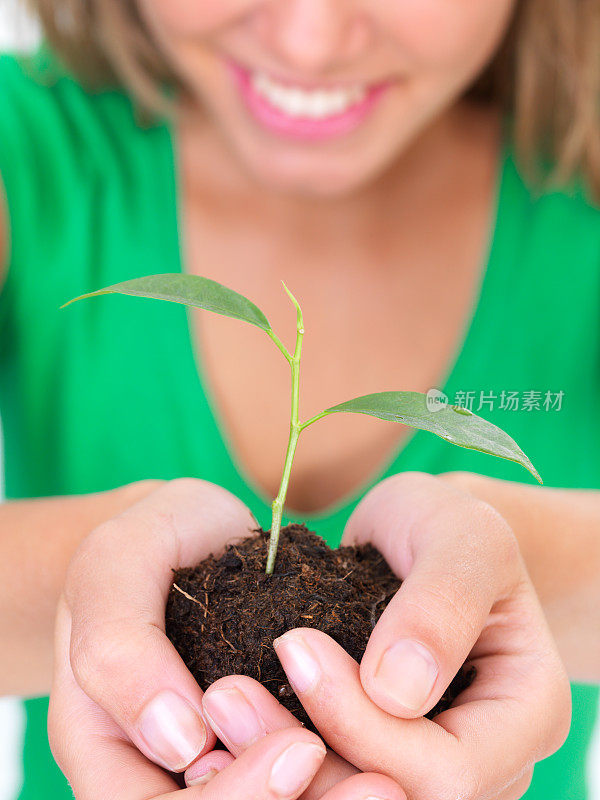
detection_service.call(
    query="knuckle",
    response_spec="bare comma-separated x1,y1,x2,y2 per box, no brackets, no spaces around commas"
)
358,471,445,526
164,477,239,507
387,471,441,495
69,621,133,698
405,577,479,645
439,470,475,490
211,484,256,523
164,478,253,523
160,476,225,518
491,516,521,570
468,498,521,578
364,472,440,508
393,474,520,570
439,471,491,500
81,517,125,554
500,527,521,572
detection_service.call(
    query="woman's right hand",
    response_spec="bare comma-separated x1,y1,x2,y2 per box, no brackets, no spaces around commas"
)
50,478,257,772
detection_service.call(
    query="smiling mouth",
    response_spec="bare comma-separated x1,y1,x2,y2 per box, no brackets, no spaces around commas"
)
251,72,368,119
227,59,391,142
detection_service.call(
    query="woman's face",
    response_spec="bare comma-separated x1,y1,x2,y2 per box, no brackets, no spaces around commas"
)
137,0,516,196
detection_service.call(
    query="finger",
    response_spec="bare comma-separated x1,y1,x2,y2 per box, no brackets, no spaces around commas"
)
49,598,180,800
342,472,522,717
195,728,327,800
200,675,358,797
202,674,310,749
275,626,569,800
275,627,457,798
319,772,406,800
185,751,235,787
65,478,257,771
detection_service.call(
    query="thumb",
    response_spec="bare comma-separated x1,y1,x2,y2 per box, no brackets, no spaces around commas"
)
342,472,521,718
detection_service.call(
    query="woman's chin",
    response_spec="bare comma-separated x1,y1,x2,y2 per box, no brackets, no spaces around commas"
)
244,155,374,198
222,129,389,198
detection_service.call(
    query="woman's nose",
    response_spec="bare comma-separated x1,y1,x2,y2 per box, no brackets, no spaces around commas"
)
253,0,373,76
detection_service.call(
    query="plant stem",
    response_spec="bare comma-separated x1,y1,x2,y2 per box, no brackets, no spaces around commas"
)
266,329,292,364
299,410,329,431
266,284,304,575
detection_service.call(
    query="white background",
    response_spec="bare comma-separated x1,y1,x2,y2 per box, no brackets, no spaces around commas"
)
0,0,39,51
0,1,599,798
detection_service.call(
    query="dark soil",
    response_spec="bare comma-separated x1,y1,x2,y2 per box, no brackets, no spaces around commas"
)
166,524,474,731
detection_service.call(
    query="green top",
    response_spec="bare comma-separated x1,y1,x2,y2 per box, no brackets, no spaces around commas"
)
0,50,599,800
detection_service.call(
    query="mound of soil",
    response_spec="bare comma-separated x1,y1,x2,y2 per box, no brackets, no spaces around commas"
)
166,524,474,731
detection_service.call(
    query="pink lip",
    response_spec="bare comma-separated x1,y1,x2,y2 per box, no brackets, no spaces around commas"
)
227,60,389,142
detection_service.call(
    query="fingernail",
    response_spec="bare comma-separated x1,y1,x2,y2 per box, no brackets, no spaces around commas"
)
374,639,438,712
137,690,207,771
269,742,325,798
273,634,321,694
187,768,218,787
202,687,265,747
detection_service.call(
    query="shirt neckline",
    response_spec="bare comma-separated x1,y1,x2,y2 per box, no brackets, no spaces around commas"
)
163,123,513,527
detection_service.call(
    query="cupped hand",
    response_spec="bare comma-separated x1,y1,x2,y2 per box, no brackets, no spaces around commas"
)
277,472,572,799
190,473,571,800
50,478,259,774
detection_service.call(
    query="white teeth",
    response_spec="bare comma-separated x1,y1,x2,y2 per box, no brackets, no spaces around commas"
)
251,71,366,119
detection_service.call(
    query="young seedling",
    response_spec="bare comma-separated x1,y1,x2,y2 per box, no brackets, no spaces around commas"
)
63,274,542,574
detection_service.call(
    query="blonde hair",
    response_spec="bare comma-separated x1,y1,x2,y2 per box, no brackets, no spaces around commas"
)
27,0,600,201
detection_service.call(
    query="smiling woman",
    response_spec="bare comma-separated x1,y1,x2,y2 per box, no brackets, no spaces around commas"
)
0,2,600,800
27,0,600,198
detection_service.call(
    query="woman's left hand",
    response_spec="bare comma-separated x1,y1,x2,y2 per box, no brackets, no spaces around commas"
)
187,473,571,800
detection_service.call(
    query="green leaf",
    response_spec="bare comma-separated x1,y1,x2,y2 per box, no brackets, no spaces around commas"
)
324,391,542,483
61,274,271,332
